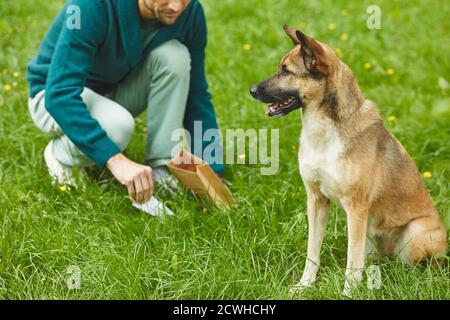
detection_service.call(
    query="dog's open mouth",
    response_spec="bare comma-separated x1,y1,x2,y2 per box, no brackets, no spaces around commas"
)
267,96,301,118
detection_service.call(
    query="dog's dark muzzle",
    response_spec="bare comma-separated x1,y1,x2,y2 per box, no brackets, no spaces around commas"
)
249,86,260,98
250,81,276,103
250,83,302,118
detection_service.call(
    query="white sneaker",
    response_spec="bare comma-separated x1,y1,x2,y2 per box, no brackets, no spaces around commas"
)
152,166,181,194
44,140,84,187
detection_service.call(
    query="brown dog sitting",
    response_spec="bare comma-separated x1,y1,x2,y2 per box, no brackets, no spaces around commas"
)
250,25,448,296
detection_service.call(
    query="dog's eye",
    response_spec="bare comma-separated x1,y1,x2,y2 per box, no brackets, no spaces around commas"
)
280,65,292,76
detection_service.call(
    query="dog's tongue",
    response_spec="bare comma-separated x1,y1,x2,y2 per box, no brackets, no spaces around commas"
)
267,104,282,117
267,105,276,114
267,98,292,114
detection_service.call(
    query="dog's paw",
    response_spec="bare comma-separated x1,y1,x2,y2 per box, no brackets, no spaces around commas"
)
289,281,313,298
288,286,306,298
342,280,359,298
342,270,363,298
342,285,353,298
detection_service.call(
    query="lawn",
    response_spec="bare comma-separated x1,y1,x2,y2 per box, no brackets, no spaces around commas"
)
0,0,449,299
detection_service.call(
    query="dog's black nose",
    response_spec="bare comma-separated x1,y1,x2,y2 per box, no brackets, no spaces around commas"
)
250,86,260,97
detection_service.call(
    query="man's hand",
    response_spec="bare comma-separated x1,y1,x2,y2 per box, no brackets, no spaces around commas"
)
106,153,153,203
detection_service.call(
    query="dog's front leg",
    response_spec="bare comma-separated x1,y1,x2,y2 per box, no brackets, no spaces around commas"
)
291,183,330,293
342,200,369,297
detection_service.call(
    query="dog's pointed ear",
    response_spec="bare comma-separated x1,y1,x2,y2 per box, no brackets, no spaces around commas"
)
283,24,301,46
296,30,331,76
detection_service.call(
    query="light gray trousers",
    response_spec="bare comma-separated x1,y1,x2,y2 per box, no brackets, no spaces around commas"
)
28,40,191,168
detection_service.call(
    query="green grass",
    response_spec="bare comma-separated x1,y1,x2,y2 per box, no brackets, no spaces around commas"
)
0,0,449,299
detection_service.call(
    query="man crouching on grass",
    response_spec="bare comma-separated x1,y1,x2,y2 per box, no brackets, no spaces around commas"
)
26,0,224,204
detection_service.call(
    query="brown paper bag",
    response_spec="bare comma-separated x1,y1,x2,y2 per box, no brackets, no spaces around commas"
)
167,150,236,210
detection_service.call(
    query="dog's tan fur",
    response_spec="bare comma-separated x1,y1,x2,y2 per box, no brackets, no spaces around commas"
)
252,26,447,295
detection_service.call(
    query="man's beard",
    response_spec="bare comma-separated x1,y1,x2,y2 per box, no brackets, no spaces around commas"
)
143,0,179,25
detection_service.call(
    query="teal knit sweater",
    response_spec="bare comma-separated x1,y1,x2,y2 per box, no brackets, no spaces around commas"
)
27,0,223,172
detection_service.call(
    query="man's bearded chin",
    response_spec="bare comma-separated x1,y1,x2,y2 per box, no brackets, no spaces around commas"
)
156,9,180,25
144,0,184,25
159,15,179,25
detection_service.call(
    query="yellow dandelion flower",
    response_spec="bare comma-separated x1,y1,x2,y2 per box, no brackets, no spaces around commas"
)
243,43,252,51
388,116,396,123
13,71,20,78
3,84,12,91
59,185,71,192
341,9,349,16
12,81,18,87
423,172,432,179
328,23,336,31
364,62,373,70
339,33,349,41
335,48,344,58
386,68,395,76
